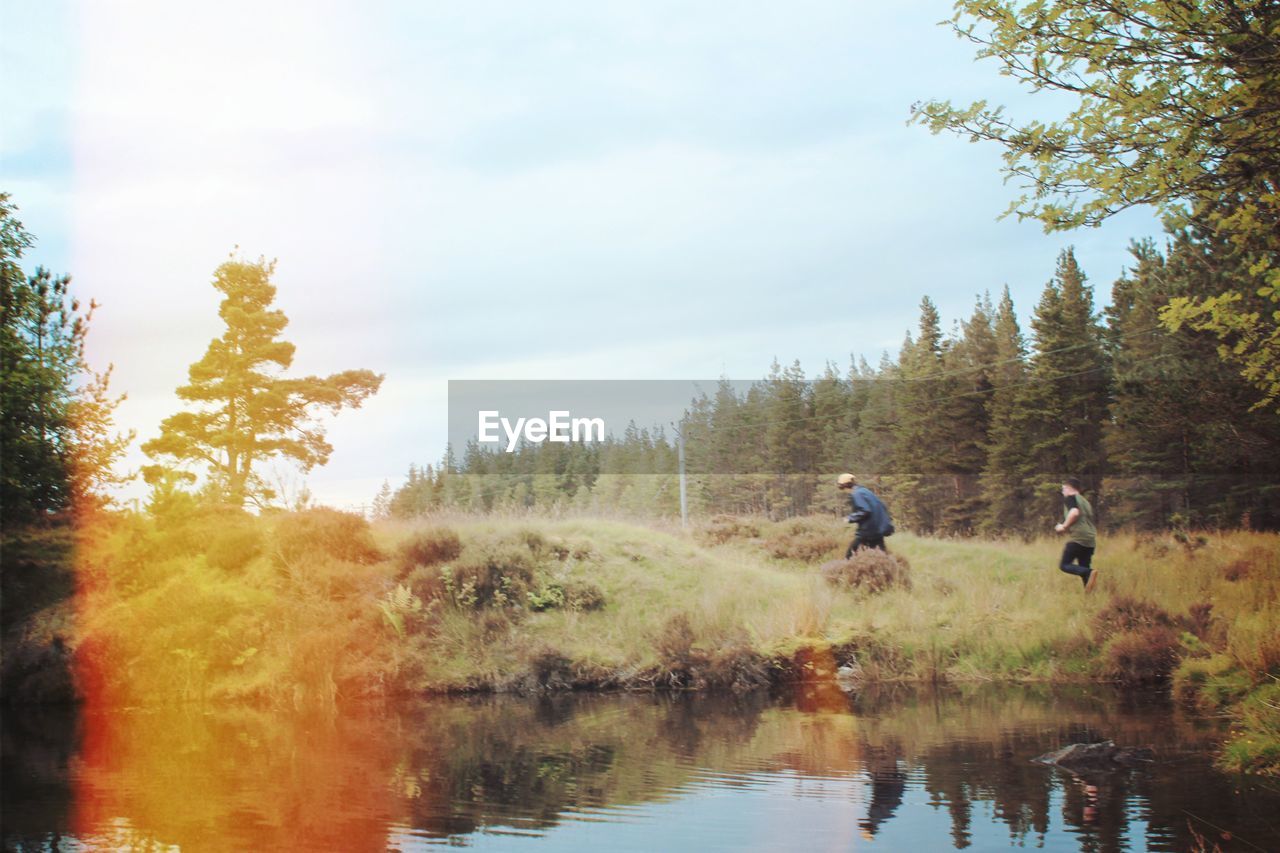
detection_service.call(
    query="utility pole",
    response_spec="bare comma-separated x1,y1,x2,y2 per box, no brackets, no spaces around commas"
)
677,419,688,528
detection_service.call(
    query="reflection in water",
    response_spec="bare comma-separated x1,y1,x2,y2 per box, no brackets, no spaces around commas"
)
4,685,1278,851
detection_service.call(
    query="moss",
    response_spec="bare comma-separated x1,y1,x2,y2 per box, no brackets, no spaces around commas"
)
1173,654,1250,710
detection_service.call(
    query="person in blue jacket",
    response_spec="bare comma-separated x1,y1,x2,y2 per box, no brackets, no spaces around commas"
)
837,473,894,557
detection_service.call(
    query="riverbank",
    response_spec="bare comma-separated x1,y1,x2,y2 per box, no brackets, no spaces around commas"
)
16,508,1280,774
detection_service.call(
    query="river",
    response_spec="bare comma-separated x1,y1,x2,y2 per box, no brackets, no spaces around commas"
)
3,684,1277,851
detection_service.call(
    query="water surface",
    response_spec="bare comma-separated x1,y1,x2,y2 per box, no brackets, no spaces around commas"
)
4,684,1277,851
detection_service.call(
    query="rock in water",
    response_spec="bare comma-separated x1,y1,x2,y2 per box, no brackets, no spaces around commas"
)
1033,740,1154,771
835,662,863,692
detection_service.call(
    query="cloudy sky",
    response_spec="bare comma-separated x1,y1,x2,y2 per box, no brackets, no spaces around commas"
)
2,1,1162,509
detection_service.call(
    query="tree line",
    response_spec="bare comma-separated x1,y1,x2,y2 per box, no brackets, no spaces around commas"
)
387,232,1280,532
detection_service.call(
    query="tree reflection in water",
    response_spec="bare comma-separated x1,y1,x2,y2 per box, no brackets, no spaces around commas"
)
3,684,1277,851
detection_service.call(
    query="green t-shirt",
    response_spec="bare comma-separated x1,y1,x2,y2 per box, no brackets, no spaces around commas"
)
1064,494,1096,548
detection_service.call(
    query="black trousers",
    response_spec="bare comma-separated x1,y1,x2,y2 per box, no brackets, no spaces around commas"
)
846,534,887,559
1059,541,1095,586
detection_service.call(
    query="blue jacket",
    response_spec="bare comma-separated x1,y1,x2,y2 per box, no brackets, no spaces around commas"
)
847,486,894,537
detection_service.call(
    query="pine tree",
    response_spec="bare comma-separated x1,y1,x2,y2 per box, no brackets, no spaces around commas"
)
1106,235,1280,527
892,297,954,533
1022,249,1110,515
939,295,997,533
142,255,383,507
371,479,393,519
1,195,131,525
979,286,1035,535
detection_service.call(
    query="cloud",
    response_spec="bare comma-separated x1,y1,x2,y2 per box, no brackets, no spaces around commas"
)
4,1,1162,508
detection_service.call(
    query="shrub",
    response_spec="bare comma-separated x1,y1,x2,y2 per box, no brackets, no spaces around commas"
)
564,580,606,612
205,523,265,572
398,527,462,574
695,516,760,546
763,522,843,563
527,582,566,612
1102,626,1182,684
820,550,912,594
1092,596,1177,641
274,509,383,567
408,534,539,610
526,577,606,612
653,613,706,686
1222,559,1251,582
1184,601,1219,645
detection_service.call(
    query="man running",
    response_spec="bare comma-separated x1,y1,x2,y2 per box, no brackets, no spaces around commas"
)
1055,477,1098,592
837,473,894,557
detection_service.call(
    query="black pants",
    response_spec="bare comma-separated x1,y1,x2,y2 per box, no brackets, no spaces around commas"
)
846,535,887,559
1059,542,1094,586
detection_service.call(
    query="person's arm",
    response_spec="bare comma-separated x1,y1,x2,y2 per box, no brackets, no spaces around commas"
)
1055,496,1080,533
847,490,870,524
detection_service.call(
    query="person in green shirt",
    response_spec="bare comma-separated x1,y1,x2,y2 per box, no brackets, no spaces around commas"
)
1054,477,1099,592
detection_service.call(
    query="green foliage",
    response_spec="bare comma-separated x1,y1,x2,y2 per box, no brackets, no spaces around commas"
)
205,521,266,573
1106,235,1280,527
913,1,1280,407
0,193,130,525
142,254,383,507
1173,654,1250,710
912,1,1279,238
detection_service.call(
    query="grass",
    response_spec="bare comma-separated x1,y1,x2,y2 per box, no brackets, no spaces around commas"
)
53,509,1280,774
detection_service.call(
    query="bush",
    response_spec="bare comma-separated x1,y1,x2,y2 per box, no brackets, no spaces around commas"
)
527,582,566,612
695,516,760,546
564,580,606,612
274,508,383,566
205,523,265,572
398,527,462,574
1222,559,1251,582
408,534,539,610
763,522,843,563
820,550,912,594
1103,626,1182,684
1092,596,1177,641
526,577,606,612
1184,601,1220,645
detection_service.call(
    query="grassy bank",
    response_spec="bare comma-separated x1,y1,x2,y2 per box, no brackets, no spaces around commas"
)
55,508,1280,774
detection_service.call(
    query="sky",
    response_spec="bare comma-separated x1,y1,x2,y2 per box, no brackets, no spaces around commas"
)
1,1,1164,510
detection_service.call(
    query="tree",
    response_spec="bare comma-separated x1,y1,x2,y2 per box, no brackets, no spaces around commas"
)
892,297,957,533
1,193,131,525
1106,235,1280,526
913,1,1280,406
142,255,383,508
1021,250,1111,504
979,286,1036,535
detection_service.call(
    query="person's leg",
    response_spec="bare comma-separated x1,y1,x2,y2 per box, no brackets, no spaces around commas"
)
1059,542,1090,585
1080,546,1098,591
867,536,886,552
846,535,865,559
